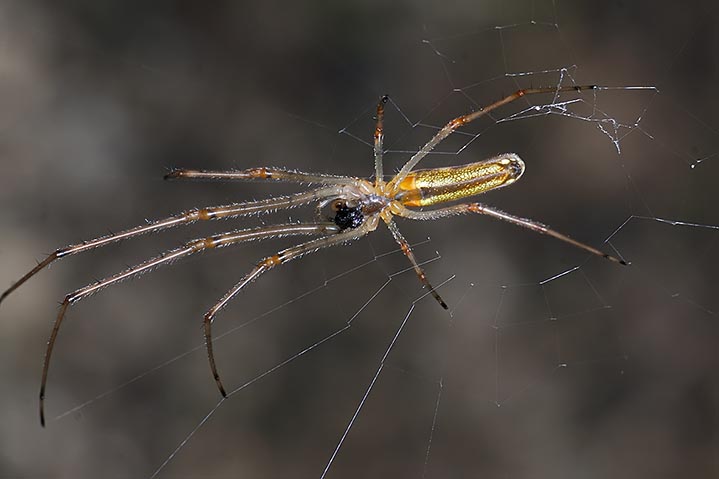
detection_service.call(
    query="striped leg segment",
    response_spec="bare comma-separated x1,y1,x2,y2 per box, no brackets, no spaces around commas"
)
396,202,627,265
38,222,339,426
203,221,375,397
1,187,345,306
383,217,448,309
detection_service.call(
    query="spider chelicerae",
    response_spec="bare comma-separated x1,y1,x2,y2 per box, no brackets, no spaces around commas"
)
1,85,627,426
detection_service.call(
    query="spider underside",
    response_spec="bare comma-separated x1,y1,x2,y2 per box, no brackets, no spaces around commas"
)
0,86,627,426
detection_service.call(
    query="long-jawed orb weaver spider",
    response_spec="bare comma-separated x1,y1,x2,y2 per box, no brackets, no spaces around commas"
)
1,85,627,426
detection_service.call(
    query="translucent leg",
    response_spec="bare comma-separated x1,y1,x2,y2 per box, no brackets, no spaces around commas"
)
373,95,388,186
383,218,448,309
165,167,359,185
395,203,627,265
1,186,345,306
389,85,599,191
203,218,378,396
38,222,339,426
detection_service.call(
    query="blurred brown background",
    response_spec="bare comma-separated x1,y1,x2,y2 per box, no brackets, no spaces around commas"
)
1,1,718,477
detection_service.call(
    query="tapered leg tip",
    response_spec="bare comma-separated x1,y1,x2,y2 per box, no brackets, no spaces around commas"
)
603,253,629,266
213,375,228,397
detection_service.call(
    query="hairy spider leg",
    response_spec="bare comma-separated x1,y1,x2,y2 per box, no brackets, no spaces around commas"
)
203,218,378,397
164,167,360,185
389,85,599,192
374,95,388,187
1,186,347,306
38,223,340,426
382,216,448,309
395,203,627,265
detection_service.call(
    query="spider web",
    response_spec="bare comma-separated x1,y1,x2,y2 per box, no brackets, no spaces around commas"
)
1,1,718,478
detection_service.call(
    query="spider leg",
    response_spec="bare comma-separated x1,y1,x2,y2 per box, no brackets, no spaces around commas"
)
37,222,339,426
165,167,358,185
373,95,388,187
1,186,346,306
395,203,627,265
389,85,598,191
383,217,448,310
203,218,377,397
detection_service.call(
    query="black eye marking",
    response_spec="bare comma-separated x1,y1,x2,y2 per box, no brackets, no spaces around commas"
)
333,204,364,230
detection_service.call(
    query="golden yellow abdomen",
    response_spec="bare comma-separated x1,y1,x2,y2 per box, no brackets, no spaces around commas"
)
394,153,525,207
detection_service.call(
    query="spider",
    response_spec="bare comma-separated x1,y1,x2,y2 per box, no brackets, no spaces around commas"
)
1,85,627,426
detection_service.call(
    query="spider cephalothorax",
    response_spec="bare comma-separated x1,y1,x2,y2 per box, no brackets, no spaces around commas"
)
0,85,626,425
